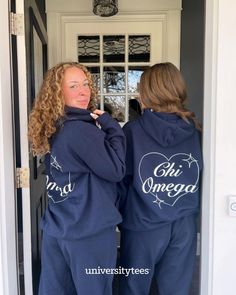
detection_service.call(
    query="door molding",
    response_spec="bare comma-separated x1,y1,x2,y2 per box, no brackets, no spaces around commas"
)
60,14,167,66
47,12,181,68
26,2,48,292
15,0,33,293
0,1,18,295
200,0,218,294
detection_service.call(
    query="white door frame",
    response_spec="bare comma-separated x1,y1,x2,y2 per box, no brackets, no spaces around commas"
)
200,0,218,294
0,1,18,294
0,0,228,294
0,0,33,294
15,0,34,294
60,13,179,124
201,0,236,294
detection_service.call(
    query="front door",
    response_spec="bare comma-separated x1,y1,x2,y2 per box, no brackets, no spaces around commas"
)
63,17,175,125
24,1,48,293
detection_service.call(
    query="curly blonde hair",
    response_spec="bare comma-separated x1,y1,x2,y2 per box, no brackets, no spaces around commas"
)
139,62,201,129
28,62,97,156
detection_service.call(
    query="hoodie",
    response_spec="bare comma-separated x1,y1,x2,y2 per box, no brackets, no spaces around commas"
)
119,109,202,231
41,107,126,239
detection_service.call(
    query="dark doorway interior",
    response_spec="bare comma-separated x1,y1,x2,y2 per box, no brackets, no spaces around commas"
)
180,0,205,124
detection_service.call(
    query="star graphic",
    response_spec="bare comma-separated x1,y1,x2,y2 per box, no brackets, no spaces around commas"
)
50,155,63,171
182,153,198,168
153,196,165,209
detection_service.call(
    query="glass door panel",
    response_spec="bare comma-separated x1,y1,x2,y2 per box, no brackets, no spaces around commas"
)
77,32,153,122
103,66,125,93
128,66,149,93
103,35,125,62
78,35,100,63
128,35,150,62
104,95,125,122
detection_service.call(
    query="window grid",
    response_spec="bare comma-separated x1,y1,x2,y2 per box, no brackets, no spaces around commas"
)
78,34,151,123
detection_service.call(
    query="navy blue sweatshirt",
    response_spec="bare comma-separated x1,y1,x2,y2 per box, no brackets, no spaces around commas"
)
41,107,126,239
119,109,202,231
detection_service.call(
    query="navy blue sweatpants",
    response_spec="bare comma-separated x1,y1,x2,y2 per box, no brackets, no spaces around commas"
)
39,227,117,295
119,215,197,295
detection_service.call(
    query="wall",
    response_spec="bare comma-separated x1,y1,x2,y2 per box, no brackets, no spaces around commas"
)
180,0,204,123
211,0,236,293
46,0,182,13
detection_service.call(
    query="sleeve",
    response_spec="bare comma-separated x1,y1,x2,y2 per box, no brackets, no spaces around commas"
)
117,123,134,210
68,113,126,182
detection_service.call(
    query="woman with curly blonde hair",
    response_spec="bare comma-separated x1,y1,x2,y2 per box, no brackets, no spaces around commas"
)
28,62,126,295
118,62,203,295
28,62,97,155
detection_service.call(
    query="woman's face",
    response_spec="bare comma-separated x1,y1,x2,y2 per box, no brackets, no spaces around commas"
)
62,66,91,109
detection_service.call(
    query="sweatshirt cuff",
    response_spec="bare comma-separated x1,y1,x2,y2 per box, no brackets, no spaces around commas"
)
96,112,113,127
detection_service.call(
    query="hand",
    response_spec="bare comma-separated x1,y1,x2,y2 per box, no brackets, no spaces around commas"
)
90,109,105,120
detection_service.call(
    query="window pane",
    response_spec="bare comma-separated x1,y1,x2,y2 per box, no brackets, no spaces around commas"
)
78,36,100,63
129,96,142,121
128,35,150,62
104,96,125,122
87,66,101,93
103,66,125,93
128,66,149,93
103,35,125,62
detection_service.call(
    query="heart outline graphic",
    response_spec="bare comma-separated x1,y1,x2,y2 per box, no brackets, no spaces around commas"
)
138,152,200,208
47,155,75,204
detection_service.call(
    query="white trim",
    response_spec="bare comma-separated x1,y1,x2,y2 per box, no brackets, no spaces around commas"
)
59,12,168,20
16,0,33,294
46,10,180,15
47,12,181,68
59,13,167,65
0,1,18,294
54,12,180,124
45,0,182,13
46,11,181,69
166,10,181,68
200,0,219,294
